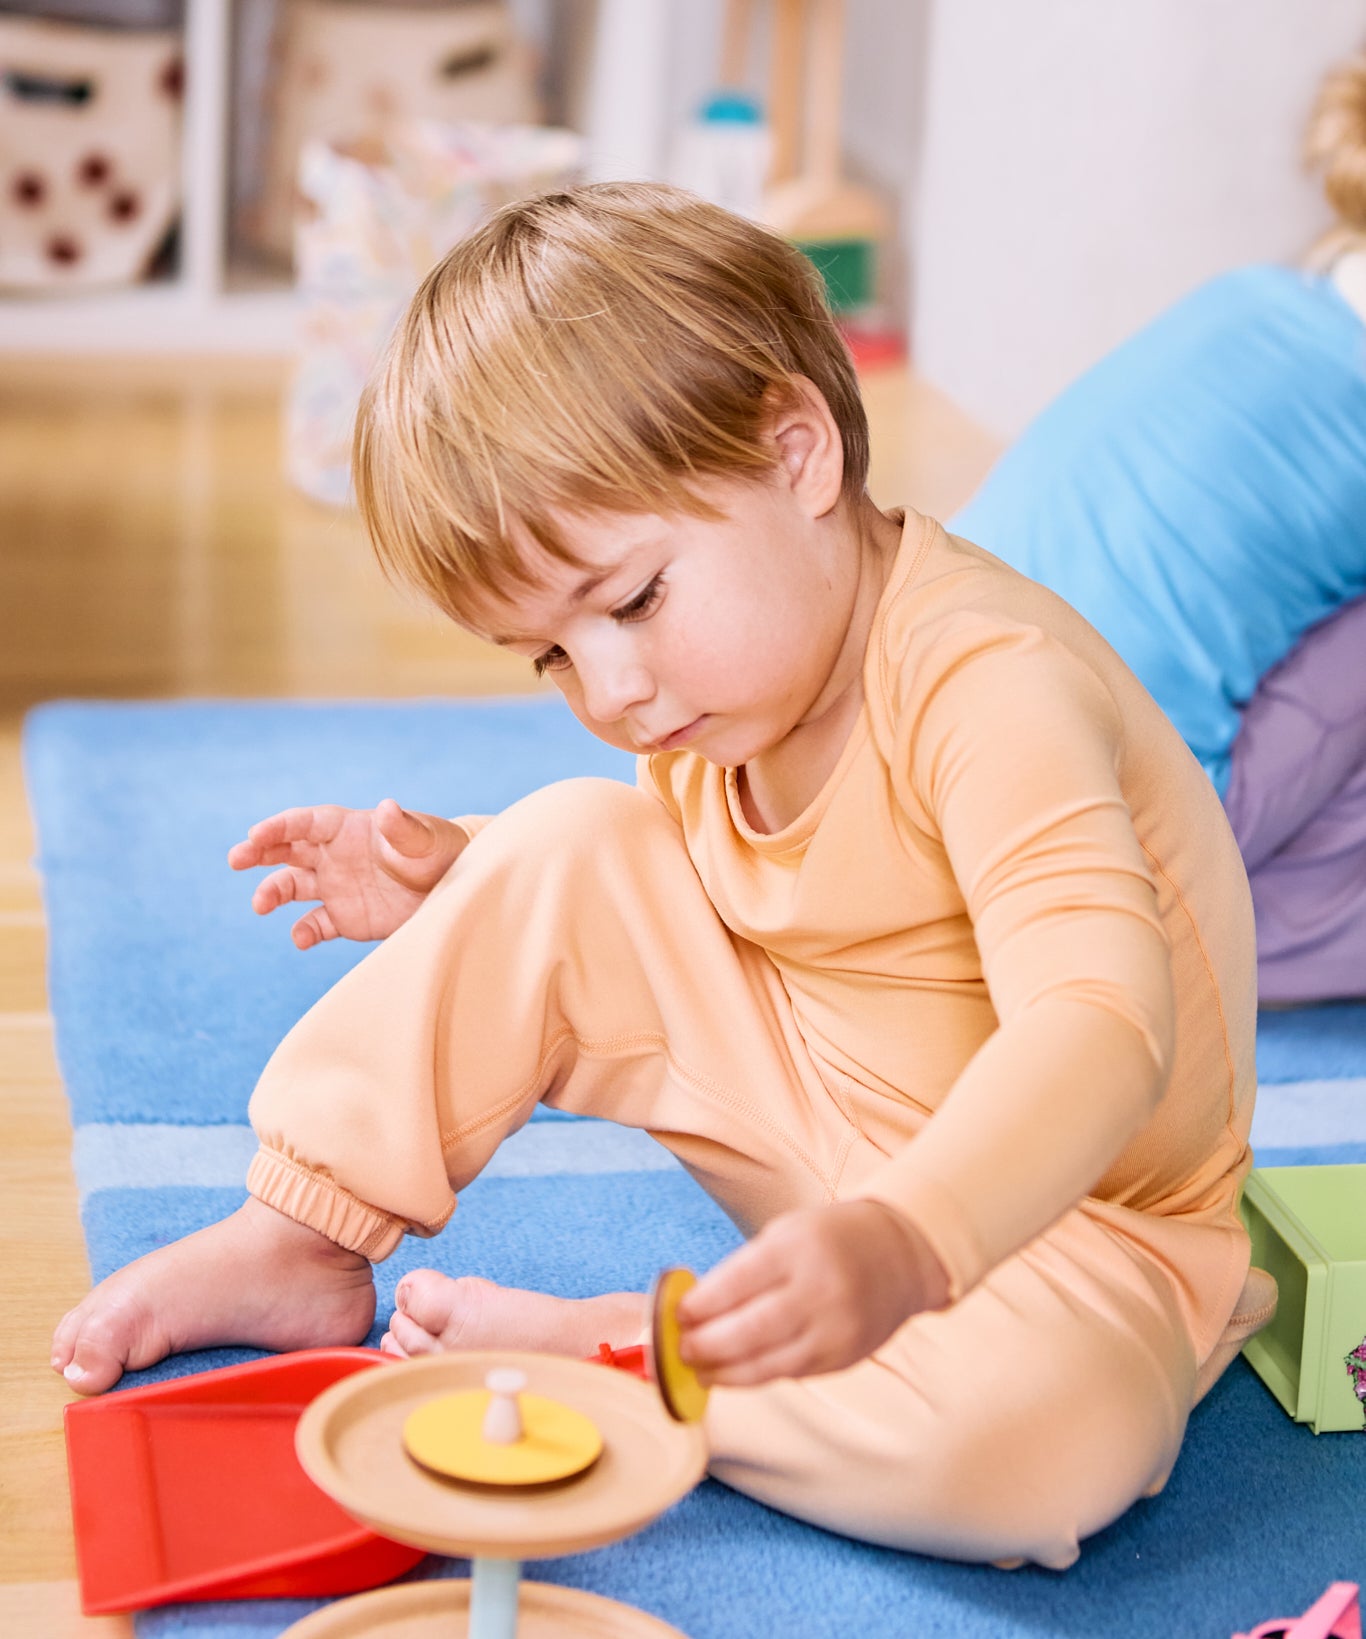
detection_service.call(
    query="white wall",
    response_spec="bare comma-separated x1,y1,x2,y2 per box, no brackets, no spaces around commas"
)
910,0,1366,438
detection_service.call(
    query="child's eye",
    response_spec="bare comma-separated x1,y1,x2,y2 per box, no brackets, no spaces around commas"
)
612,574,664,623
531,575,663,677
532,646,571,678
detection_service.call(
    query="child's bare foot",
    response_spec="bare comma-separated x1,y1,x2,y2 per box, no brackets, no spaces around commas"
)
380,1270,646,1361
51,1196,376,1395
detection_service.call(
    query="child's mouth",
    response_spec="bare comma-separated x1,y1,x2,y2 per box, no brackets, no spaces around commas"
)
652,717,707,752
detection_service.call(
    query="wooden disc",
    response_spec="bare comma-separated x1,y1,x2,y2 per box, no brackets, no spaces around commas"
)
402,1388,602,1486
649,1267,710,1425
295,1352,707,1561
277,1576,692,1637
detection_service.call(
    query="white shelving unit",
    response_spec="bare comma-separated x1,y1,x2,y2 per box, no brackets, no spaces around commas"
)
0,0,297,353
0,0,675,354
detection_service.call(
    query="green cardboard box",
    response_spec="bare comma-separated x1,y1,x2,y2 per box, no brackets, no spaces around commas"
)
1239,1165,1366,1434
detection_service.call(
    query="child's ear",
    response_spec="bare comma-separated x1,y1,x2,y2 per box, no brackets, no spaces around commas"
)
766,377,845,517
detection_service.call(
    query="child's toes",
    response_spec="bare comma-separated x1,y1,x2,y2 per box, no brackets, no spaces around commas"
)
385,1310,443,1358
51,1280,165,1395
396,1269,491,1348
55,1308,133,1395
50,1304,83,1371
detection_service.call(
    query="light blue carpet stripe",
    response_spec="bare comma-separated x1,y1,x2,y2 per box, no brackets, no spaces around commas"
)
72,1119,681,1203
71,1076,1366,1204
1248,1077,1366,1148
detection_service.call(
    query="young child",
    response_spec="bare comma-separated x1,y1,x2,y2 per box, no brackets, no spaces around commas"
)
52,181,1269,1571
950,53,1366,1005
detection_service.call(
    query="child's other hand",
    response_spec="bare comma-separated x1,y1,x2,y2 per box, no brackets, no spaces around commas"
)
227,799,468,947
675,1200,948,1387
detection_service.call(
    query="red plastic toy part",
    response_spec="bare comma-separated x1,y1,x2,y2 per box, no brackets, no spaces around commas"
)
592,1340,651,1379
64,1347,425,1615
1233,1581,1361,1639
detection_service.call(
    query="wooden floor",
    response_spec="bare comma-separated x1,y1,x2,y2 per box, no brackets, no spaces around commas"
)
0,354,999,1636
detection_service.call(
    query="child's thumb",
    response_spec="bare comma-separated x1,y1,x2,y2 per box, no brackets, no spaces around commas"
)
377,798,435,856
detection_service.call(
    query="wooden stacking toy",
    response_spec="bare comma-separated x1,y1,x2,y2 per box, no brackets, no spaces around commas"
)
281,1269,711,1637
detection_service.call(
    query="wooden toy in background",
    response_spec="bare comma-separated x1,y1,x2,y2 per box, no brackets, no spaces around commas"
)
761,0,891,315
0,12,183,290
693,0,890,316
249,0,539,269
284,1269,712,1638
669,0,770,222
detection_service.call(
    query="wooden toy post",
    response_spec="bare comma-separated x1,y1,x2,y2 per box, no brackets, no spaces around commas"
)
723,0,891,310
469,1555,521,1639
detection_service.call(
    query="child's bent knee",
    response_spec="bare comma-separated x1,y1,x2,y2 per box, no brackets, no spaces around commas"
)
481,777,674,858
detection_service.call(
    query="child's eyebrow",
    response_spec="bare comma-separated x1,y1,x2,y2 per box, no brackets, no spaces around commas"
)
488,566,619,646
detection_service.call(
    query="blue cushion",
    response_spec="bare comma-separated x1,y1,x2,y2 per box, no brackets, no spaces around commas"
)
949,267,1366,794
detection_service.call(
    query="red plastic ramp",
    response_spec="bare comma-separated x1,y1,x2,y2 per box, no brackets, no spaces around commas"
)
65,1347,426,1615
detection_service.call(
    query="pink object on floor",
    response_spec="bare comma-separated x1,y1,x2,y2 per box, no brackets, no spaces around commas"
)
1233,1581,1361,1639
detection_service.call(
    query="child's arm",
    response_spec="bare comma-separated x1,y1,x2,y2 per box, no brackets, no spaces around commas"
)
683,620,1175,1384
854,622,1174,1298
228,798,472,946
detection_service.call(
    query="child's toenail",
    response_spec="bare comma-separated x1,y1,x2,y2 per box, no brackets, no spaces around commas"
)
63,1362,86,1383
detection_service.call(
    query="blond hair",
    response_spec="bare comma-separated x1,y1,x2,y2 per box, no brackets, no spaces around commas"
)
353,181,868,623
1304,52,1366,268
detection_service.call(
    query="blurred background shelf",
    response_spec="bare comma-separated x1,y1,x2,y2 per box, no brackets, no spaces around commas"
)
0,0,298,351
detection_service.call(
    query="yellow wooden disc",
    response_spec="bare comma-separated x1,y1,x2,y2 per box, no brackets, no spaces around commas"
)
402,1389,602,1486
650,1268,709,1424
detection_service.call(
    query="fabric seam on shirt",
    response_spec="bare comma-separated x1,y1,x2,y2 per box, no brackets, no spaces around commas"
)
1140,843,1238,1127
875,514,936,710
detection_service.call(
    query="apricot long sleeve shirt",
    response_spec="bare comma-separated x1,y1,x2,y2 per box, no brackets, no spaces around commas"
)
639,512,1257,1333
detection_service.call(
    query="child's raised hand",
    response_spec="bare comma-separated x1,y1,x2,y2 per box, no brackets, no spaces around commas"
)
675,1200,949,1387
227,799,468,947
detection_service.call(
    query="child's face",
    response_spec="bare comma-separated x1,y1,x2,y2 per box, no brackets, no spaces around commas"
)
469,475,865,768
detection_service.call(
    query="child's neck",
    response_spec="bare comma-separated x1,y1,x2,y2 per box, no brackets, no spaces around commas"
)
738,498,906,834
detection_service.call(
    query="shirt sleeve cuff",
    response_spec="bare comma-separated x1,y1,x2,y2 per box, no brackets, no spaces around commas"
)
451,814,494,845
850,1166,987,1303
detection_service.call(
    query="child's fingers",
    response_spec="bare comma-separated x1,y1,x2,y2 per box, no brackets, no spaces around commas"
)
679,1285,799,1373
291,907,337,950
250,866,318,915
695,1333,817,1389
677,1236,785,1326
230,839,319,871
250,806,344,851
228,806,336,869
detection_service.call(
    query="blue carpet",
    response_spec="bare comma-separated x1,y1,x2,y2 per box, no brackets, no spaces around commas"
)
24,698,1366,1639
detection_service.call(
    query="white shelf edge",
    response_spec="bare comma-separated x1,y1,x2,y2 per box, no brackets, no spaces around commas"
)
0,287,300,353
182,0,233,303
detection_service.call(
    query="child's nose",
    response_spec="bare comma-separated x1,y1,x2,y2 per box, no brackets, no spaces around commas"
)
577,653,654,724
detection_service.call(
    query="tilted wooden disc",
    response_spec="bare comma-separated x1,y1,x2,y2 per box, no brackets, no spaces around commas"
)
649,1267,710,1425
